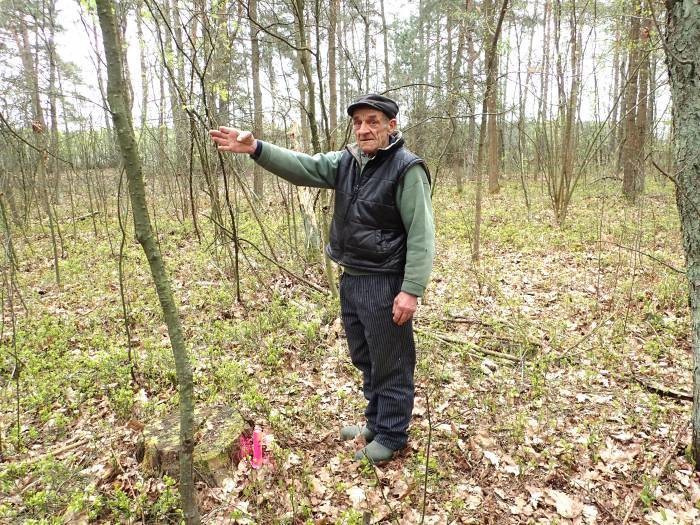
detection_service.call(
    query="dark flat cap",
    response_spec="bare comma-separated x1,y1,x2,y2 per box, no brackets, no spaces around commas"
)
347,94,399,119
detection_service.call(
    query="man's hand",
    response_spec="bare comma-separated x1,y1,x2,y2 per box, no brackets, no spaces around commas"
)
209,126,257,155
392,291,417,326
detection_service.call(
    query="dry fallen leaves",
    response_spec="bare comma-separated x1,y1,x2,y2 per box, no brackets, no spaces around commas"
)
545,489,584,519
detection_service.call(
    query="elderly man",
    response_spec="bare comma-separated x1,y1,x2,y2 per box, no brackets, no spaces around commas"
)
209,94,435,463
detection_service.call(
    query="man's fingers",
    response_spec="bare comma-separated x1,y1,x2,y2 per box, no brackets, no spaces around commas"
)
392,306,413,326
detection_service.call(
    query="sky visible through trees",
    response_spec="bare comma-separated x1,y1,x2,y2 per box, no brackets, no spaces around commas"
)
5,0,672,134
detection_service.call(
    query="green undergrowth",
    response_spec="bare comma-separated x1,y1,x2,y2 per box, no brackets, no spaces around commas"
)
0,174,691,522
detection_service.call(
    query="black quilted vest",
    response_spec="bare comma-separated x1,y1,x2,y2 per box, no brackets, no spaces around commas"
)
326,135,429,272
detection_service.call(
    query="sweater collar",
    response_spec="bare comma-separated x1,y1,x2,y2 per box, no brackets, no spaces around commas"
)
347,130,404,164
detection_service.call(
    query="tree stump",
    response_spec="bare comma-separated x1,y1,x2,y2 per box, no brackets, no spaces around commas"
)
136,405,246,486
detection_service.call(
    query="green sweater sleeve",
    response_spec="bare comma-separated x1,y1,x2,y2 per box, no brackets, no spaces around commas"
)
254,141,342,189
396,165,435,297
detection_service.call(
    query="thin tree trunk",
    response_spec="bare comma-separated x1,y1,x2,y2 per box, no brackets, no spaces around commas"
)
294,0,321,153
329,0,339,147
16,17,61,286
609,25,621,164
95,1,199,521
47,2,60,203
464,0,476,187
634,15,652,196
250,0,264,198
622,3,641,201
473,0,509,262
380,0,390,90
485,0,501,194
136,0,148,132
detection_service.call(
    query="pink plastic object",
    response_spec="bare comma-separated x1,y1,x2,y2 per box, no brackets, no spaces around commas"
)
251,426,264,469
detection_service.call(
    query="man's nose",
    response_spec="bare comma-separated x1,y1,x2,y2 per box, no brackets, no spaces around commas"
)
358,122,370,134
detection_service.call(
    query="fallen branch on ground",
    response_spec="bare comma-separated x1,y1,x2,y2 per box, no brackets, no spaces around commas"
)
635,375,692,402
415,328,521,363
70,211,100,222
14,438,90,467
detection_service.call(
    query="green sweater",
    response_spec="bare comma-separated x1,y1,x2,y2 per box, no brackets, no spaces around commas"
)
254,139,435,297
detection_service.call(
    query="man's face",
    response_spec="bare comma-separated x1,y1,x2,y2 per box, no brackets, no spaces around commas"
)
352,107,397,156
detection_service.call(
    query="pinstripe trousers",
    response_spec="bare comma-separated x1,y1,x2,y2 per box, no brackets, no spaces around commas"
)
340,272,416,451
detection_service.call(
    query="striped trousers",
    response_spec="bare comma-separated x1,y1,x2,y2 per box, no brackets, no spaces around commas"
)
340,273,416,450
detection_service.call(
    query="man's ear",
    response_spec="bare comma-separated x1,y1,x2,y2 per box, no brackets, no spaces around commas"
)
388,118,397,131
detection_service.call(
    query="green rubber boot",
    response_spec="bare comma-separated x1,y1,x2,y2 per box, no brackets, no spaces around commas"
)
340,425,375,442
354,441,395,464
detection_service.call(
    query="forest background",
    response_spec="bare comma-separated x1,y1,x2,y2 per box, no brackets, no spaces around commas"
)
1,0,699,523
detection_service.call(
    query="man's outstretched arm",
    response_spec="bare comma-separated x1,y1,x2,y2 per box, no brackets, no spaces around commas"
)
209,126,341,189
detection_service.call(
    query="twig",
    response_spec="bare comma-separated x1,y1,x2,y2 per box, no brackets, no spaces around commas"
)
203,214,328,295
14,438,90,467
650,156,700,220
415,328,521,363
365,455,399,525
603,240,684,275
238,237,328,296
635,375,692,402
559,312,617,359
69,211,100,222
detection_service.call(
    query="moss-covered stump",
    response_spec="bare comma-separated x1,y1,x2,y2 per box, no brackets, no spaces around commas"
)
135,405,245,486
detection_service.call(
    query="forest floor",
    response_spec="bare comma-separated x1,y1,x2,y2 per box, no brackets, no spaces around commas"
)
0,175,698,524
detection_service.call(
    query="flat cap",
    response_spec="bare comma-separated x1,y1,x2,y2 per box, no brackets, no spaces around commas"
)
347,94,399,119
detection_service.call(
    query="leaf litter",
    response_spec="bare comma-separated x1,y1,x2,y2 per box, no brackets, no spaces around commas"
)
0,183,698,523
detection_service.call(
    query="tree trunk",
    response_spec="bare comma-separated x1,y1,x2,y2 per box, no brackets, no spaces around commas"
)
664,0,700,470
328,0,339,147
609,25,621,164
16,17,61,286
250,0,264,198
473,0,509,262
136,0,148,132
622,3,641,201
294,0,321,153
47,1,60,202
464,0,477,188
380,0,390,90
634,16,652,197
485,0,501,194
446,3,465,183
95,1,200,521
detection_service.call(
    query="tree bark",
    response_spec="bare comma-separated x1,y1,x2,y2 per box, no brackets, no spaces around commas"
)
16,16,61,286
250,0,264,198
328,0,339,147
136,0,148,132
95,1,199,521
634,15,652,196
473,0,509,262
485,0,501,194
622,3,641,200
664,0,700,470
464,0,477,187
380,0,390,90
293,0,321,153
